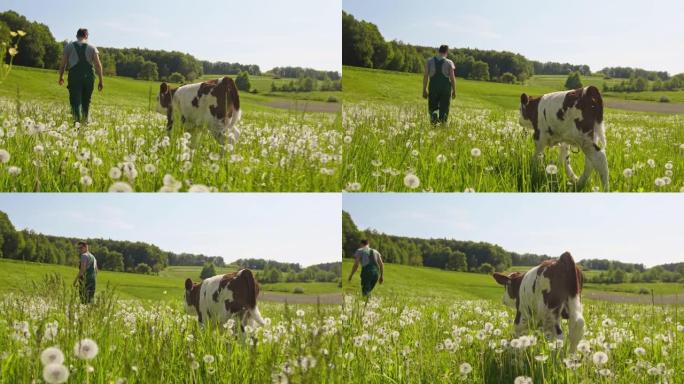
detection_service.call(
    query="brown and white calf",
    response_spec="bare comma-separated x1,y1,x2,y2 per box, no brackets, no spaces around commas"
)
156,76,241,144
493,252,585,352
519,86,608,191
184,269,265,328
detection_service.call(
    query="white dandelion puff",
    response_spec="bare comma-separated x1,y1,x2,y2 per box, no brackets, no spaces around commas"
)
471,148,481,157
40,347,64,366
108,182,133,193
43,363,69,384
403,173,420,189
74,338,99,360
592,351,608,366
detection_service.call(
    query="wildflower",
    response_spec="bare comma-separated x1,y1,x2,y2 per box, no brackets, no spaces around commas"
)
8,47,17,56
108,182,133,193
598,369,612,377
345,182,361,192
655,178,665,187
86,365,94,373
8,166,21,176
592,351,608,366
647,159,656,168
436,154,446,163
296,309,305,317
623,168,633,178
459,362,472,375
144,164,156,173
0,149,10,163
17,30,26,36
403,173,420,189
514,376,532,384
203,354,215,364
74,339,98,360
80,175,93,186
43,363,69,384
40,347,65,366
109,167,122,180
471,148,481,157
190,361,200,370
464,187,475,192
535,354,548,362
545,164,558,175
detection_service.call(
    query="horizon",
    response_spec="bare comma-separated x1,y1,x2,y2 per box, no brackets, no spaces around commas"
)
343,0,684,75
343,194,683,268
0,194,341,267
3,0,341,72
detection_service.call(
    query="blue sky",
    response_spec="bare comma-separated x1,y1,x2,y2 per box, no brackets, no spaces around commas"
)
344,194,683,267
4,0,341,71
0,194,341,267
344,0,684,75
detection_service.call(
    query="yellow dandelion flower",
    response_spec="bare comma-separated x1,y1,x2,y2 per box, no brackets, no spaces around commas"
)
8,47,18,56
17,30,26,36
10,31,17,37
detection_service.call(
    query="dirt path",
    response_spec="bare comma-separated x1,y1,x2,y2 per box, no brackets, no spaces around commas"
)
605,99,684,114
262,99,340,113
260,292,342,305
584,291,684,305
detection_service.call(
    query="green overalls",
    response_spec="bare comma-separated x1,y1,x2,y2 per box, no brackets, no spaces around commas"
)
360,248,379,296
428,56,452,124
79,252,97,304
67,43,95,123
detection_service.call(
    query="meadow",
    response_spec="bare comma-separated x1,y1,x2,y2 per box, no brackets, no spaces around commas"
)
0,259,339,300
342,66,684,192
341,260,683,383
0,66,342,192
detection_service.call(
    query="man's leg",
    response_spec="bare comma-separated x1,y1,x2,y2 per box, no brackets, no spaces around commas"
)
68,81,83,122
361,267,378,296
81,79,94,123
428,90,440,124
439,88,451,123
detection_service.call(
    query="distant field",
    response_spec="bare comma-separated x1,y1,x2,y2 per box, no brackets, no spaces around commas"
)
197,73,340,103
0,259,339,300
343,259,683,300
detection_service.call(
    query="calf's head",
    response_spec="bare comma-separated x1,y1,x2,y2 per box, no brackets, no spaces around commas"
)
492,271,523,308
156,83,174,115
518,93,540,131
184,278,200,316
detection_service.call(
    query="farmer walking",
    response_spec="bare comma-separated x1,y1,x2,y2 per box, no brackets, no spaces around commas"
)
73,241,98,304
423,45,456,124
58,28,104,124
348,239,384,297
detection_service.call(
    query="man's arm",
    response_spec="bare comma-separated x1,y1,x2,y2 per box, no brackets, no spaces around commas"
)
73,257,86,285
422,61,429,99
449,65,456,99
377,253,384,283
94,52,104,91
348,257,360,281
58,52,68,86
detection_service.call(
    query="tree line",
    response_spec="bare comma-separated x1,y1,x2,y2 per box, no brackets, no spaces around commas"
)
344,11,579,84
0,211,226,274
1,10,339,85
200,258,341,284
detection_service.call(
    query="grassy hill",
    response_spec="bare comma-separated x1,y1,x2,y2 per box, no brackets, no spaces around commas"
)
0,259,339,301
343,66,684,107
1,66,339,110
342,259,684,300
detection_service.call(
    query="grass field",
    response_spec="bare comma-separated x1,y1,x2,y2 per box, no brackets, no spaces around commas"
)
0,66,342,192
0,259,339,300
342,66,684,192
0,273,343,383
341,259,683,383
197,73,340,103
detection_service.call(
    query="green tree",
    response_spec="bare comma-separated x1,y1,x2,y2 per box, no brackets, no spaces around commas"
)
565,71,583,89
200,262,217,279
235,71,250,91
445,250,467,271
342,211,361,258
470,61,490,81
134,262,152,275
167,72,185,83
479,263,494,274
500,72,517,84
137,60,158,80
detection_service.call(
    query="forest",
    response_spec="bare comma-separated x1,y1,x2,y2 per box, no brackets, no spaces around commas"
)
342,10,682,90
0,10,340,86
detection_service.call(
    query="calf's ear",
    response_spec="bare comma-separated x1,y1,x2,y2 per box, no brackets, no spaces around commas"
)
160,82,168,94
184,278,193,291
493,272,510,286
520,93,529,106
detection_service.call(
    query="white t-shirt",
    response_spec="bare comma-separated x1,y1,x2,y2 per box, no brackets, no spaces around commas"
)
426,56,455,78
64,41,98,69
354,246,381,267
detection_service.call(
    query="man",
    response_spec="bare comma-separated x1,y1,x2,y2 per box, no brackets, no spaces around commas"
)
348,239,384,297
58,28,104,123
73,241,97,304
423,44,456,124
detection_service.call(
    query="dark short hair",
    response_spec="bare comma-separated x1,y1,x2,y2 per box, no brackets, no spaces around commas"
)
360,239,369,246
439,45,449,54
76,28,88,39
77,241,88,247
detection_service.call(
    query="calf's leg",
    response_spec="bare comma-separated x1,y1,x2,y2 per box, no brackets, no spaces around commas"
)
566,296,584,353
